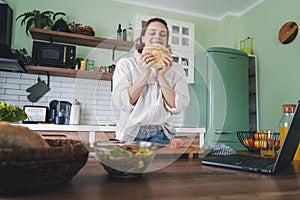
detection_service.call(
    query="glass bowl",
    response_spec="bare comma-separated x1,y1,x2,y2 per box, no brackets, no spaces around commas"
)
93,141,158,178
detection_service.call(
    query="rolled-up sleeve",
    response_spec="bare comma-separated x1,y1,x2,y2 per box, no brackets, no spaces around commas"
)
165,65,190,114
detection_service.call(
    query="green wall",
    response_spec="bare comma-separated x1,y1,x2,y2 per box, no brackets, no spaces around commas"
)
238,0,300,130
6,0,300,131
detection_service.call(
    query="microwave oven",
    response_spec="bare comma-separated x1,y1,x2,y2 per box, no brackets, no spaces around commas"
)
32,41,76,68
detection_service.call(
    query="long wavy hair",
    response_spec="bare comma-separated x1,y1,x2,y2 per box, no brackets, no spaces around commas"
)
135,17,172,53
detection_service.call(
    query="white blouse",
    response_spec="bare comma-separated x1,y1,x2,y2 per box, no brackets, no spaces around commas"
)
112,57,190,142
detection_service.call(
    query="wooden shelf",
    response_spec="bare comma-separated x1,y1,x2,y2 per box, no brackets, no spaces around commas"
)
25,65,113,80
29,28,134,51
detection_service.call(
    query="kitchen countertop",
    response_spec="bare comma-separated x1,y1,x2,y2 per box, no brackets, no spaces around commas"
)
2,157,300,200
20,124,206,148
20,124,205,133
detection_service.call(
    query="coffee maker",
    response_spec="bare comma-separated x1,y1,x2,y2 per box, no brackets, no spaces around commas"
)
49,100,72,124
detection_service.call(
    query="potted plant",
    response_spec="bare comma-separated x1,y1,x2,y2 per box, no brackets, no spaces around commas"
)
12,48,32,67
16,10,66,35
0,102,27,123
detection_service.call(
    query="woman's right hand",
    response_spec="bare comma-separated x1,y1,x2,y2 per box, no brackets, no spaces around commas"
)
139,52,155,72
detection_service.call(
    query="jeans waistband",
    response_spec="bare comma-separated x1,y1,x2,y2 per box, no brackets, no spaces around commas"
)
139,125,163,137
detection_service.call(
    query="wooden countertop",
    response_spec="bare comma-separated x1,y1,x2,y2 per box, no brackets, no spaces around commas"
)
2,157,300,199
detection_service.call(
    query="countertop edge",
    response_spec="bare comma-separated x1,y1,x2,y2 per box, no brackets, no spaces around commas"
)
18,124,205,133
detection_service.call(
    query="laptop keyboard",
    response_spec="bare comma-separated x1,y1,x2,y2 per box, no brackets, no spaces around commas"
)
206,154,276,168
235,156,275,168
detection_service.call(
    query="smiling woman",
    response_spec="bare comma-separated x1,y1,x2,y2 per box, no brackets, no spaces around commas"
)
112,17,190,144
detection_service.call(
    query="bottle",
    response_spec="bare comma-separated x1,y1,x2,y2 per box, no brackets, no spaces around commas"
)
279,104,300,160
79,60,86,71
117,24,122,41
126,23,133,42
69,99,81,125
122,28,127,41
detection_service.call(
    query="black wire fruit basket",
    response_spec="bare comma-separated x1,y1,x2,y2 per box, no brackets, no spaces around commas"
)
237,131,280,152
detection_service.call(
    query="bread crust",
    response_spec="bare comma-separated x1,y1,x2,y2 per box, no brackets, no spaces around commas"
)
142,44,170,68
0,122,49,149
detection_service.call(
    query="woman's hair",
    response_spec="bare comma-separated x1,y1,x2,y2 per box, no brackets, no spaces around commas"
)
135,17,171,53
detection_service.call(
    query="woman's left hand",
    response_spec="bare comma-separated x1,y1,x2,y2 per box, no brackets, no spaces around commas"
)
156,54,173,76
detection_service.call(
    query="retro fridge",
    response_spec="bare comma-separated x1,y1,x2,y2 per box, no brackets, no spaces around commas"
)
202,47,249,150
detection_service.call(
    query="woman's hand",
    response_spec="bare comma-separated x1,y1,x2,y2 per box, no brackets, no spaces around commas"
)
157,53,173,77
138,52,155,72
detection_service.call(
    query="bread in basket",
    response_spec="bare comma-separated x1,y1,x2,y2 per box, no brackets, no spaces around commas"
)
0,122,89,194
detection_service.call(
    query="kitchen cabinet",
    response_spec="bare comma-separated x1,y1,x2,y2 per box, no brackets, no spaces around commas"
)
133,14,195,83
248,55,259,131
25,28,134,80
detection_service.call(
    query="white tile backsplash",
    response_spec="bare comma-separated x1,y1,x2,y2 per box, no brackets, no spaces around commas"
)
0,71,186,126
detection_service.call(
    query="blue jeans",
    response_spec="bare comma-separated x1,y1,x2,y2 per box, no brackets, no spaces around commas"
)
134,125,170,144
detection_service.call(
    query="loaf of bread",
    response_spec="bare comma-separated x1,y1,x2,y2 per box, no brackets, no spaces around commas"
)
142,43,170,68
0,122,49,149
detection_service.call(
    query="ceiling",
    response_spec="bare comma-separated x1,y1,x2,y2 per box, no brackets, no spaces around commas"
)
112,0,264,21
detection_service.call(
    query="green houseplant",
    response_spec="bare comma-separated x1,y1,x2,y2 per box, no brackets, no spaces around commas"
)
12,48,33,67
0,102,27,123
16,10,66,35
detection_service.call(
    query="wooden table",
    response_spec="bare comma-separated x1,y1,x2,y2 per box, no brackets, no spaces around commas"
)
2,157,300,200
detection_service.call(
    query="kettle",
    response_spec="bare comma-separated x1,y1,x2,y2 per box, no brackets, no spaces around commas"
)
52,12,69,32
52,18,69,32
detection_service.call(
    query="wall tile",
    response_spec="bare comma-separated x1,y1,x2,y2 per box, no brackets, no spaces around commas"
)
1,72,186,126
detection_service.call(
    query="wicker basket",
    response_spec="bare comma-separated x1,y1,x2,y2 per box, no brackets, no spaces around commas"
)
70,27,95,36
0,139,89,194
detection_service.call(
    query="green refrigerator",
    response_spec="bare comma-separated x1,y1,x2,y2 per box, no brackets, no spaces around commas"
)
203,47,249,150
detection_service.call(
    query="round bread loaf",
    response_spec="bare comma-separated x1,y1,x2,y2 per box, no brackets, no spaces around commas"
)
142,43,170,68
0,122,49,149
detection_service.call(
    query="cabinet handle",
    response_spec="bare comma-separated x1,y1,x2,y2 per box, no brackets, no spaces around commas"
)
42,134,67,138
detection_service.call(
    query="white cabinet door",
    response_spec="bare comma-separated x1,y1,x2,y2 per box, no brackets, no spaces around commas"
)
167,18,194,53
171,50,194,83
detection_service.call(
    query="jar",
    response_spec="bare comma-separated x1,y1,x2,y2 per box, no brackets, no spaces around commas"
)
79,60,86,71
86,59,94,71
279,104,300,160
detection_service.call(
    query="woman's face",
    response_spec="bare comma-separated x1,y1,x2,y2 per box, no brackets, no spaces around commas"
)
142,21,168,47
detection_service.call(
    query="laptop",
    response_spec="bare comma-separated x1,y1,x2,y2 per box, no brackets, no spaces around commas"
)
201,101,300,174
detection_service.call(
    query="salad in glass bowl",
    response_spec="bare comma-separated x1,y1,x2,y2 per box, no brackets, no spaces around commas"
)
93,141,158,178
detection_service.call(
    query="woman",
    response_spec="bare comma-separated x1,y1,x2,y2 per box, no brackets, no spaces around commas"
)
112,17,190,144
